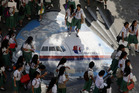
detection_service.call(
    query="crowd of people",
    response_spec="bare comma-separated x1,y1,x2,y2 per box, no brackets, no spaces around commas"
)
0,0,138,93
0,0,53,32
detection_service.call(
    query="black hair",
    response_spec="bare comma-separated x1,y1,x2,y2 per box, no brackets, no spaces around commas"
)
16,56,24,69
69,5,74,16
119,51,127,59
89,61,95,68
47,77,57,92
17,63,23,70
77,4,81,8
25,36,33,45
130,20,137,32
33,71,40,78
57,57,67,67
124,66,131,77
58,66,65,78
7,30,14,38
124,22,129,26
38,65,46,70
99,70,105,76
125,59,130,69
31,54,38,64
117,44,125,51
1,39,9,49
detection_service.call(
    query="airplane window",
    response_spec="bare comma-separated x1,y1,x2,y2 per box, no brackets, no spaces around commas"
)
56,46,62,52
61,46,66,52
41,46,48,51
49,46,55,51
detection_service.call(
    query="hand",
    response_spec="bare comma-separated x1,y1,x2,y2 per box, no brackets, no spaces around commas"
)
14,83,16,87
44,72,47,75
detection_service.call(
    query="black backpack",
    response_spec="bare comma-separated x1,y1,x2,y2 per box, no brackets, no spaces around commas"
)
84,71,89,81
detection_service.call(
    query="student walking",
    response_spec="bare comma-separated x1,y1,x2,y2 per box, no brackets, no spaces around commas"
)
93,70,107,93
109,45,125,76
23,36,34,64
73,4,84,37
117,51,127,87
13,64,23,93
120,67,134,93
30,54,40,79
47,77,57,93
82,61,95,92
31,71,41,93
65,5,75,35
57,66,69,93
128,20,139,52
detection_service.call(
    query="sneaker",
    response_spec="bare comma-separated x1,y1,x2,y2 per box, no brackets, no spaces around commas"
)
0,88,6,91
76,34,79,37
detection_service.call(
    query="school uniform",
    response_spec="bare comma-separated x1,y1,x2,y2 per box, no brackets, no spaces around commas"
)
52,84,57,93
72,9,83,30
23,43,34,63
18,4,25,21
25,0,31,15
6,7,16,29
128,26,138,44
58,74,66,93
83,68,93,92
13,70,22,92
29,62,38,78
117,58,126,86
120,26,129,41
2,47,11,67
120,73,133,92
67,0,76,9
110,50,122,75
66,9,74,27
1,0,8,17
0,66,5,87
32,78,41,93
93,75,107,93
9,35,16,54
38,0,45,15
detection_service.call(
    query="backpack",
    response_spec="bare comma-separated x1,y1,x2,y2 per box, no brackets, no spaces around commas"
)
111,50,117,59
84,71,89,81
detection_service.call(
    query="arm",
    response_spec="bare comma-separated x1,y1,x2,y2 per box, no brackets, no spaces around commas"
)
14,77,16,87
122,32,124,42
3,71,7,79
90,75,95,83
5,47,10,54
32,86,34,93
136,30,138,37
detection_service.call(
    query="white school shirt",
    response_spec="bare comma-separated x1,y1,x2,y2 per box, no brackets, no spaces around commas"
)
32,78,41,88
9,7,14,16
2,47,8,55
114,51,122,60
36,69,41,75
13,70,22,81
23,43,33,52
118,58,126,72
58,74,66,84
0,66,5,76
120,26,129,38
52,84,57,93
88,68,94,79
66,9,71,17
129,26,138,35
2,0,8,8
31,63,36,69
38,0,43,6
95,75,107,89
9,36,16,44
75,9,83,20
123,73,133,82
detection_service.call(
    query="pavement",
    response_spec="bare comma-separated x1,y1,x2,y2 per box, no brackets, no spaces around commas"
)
0,0,139,93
